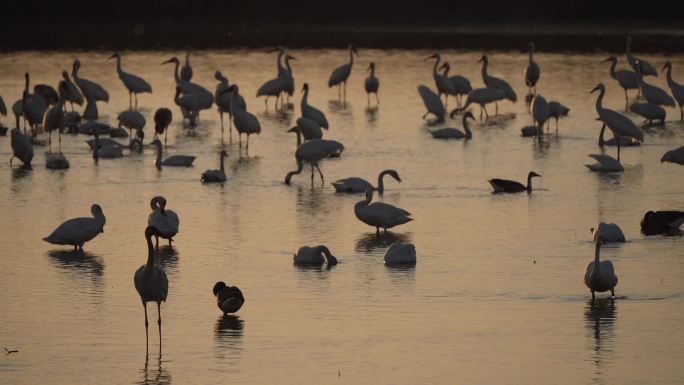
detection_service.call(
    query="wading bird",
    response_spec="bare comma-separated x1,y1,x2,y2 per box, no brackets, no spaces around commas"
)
591,83,643,162
365,62,380,106
525,42,540,95
43,204,106,251
110,52,152,109
328,45,358,101
584,236,618,300
661,61,684,120
354,189,413,234
148,196,180,248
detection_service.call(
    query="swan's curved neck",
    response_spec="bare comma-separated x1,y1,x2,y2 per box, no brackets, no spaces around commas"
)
595,87,605,115
293,127,302,146
277,50,285,75
285,57,293,74
377,171,389,194
526,174,534,192
464,119,472,139
72,63,79,78
146,233,155,268
285,162,304,184
608,59,617,79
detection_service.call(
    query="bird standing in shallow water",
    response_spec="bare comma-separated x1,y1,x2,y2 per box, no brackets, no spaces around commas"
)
365,62,379,107
110,52,152,110
354,189,413,235
584,236,618,301
328,45,358,102
525,42,540,97
134,226,169,353
213,281,244,314
147,196,180,249
43,204,106,251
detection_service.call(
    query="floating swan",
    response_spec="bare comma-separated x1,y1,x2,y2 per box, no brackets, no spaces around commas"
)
661,146,684,166
147,196,179,248
489,171,541,193
355,189,413,234
202,150,229,183
584,236,618,300
591,223,625,242
430,111,474,139
585,154,624,172
151,139,195,168
43,204,106,251
293,245,338,266
332,169,401,194
213,281,245,314
384,242,416,266
641,211,684,235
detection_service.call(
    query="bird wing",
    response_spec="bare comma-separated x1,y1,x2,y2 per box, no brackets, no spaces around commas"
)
328,64,350,87
44,217,98,244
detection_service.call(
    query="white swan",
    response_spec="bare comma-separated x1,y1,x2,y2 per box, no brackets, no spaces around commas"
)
213,281,245,314
202,150,229,183
43,204,106,250
590,223,625,242
151,139,195,168
332,169,402,194
293,245,338,266
147,196,180,248
584,236,618,300
585,154,624,172
384,242,416,266
134,226,169,352
661,146,684,166
328,45,358,101
355,189,413,234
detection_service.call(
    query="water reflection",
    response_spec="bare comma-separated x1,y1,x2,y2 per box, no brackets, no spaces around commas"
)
214,315,244,349
365,106,379,123
584,299,617,380
154,246,179,272
47,249,104,282
11,165,32,180
138,354,171,385
355,231,413,253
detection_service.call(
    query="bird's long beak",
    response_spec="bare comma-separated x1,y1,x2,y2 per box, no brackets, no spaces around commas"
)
287,127,298,133
477,56,484,63
161,58,173,64
661,63,668,73
590,85,600,94
108,54,116,59
352,47,359,57
289,55,297,61
267,47,279,53
424,54,437,61
595,117,603,121
601,57,612,63
438,62,447,70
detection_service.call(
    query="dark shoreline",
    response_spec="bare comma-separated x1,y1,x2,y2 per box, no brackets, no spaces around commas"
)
2,22,683,52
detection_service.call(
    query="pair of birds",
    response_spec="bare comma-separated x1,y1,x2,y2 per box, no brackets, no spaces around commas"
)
134,225,244,351
292,242,416,266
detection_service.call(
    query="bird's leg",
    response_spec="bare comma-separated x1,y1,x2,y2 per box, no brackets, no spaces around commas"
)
315,163,324,185
479,107,483,121
229,113,233,144
246,135,250,156
164,131,168,150
367,93,370,107
680,105,683,121
484,105,489,120
616,136,621,162
310,163,315,186
48,131,52,154
155,235,159,250
168,238,172,247
58,131,62,153
129,92,133,110
343,81,347,103
157,302,162,351
143,302,149,353
555,118,559,135
624,89,629,112
135,94,139,110
495,102,499,116
591,291,595,301
422,112,428,120
611,289,615,299
376,227,380,236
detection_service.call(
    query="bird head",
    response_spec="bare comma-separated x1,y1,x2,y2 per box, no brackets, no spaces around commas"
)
220,149,228,158
661,61,671,73
529,171,541,178
301,83,309,93
214,70,224,81
149,138,162,148
477,55,488,64
285,54,296,62
387,169,402,183
62,71,71,81
596,235,605,245
425,51,438,61
144,225,162,241
350,45,359,57
162,57,179,65
367,62,375,72
108,53,120,60
590,83,604,94
213,281,227,296
601,56,616,64
463,111,475,122
438,62,449,71
528,42,535,51
287,126,299,133
72,60,81,72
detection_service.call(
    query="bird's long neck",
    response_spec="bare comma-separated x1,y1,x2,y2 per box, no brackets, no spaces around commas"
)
441,65,448,77
529,50,534,63
56,88,66,109
481,59,488,79
377,171,388,194
301,88,309,109
595,87,605,115
146,233,155,268
277,50,285,76
463,118,472,139
285,57,293,75
184,51,190,66
293,127,302,147
72,63,79,79
150,197,159,211
665,65,674,87
598,123,607,146
370,66,376,77
115,56,122,75
285,161,304,184
348,48,355,67
154,142,162,167
432,56,440,75
608,59,617,79
591,242,602,276
526,173,534,192
173,61,181,83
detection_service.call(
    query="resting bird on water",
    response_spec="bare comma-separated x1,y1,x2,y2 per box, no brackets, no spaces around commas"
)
332,169,402,194
293,245,338,266
213,281,245,314
43,204,106,251
489,171,541,193
640,211,684,235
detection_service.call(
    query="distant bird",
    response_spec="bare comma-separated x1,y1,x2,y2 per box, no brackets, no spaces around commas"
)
661,61,684,120
43,204,106,251
162,57,213,103
661,146,684,166
43,81,68,154
153,108,172,148
438,62,472,108
201,150,229,183
134,226,169,352
584,236,618,300
531,94,550,138
636,64,675,107
118,110,146,147
365,62,380,106
625,36,657,77
598,122,640,147
430,110,475,139
602,56,638,111
328,45,358,101
91,132,123,162
426,51,456,106
148,196,179,248
479,54,517,113
151,139,195,169
547,101,570,133
180,50,193,81
284,138,338,185
21,73,48,140
641,211,684,235
301,83,329,129
61,71,84,111
591,223,625,243
450,88,505,121
109,52,152,109
289,117,323,141
215,72,247,145
489,171,541,193
33,84,58,106
10,128,33,167
257,53,294,111
417,85,445,123
585,154,624,172
591,83,643,162
293,245,338,266
525,42,540,95
355,189,413,234
384,242,416,266
173,87,201,128
629,102,665,125
332,169,402,194
212,281,245,314
72,59,109,102
226,85,261,154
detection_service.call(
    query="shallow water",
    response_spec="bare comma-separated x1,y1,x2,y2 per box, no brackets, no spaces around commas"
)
1,49,683,384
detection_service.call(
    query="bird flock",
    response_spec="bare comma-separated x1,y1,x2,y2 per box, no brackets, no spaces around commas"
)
3,37,683,352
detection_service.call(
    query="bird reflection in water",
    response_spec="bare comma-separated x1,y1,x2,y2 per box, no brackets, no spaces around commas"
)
48,249,104,283
365,106,379,122
215,315,244,344
154,245,179,272
138,353,171,385
584,298,617,377
11,165,32,180
355,231,413,253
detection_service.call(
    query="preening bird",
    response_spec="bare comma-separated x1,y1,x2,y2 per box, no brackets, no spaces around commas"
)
489,171,541,193
213,281,245,314
384,242,416,266
201,150,229,183
426,51,456,106
354,189,413,234
332,169,402,194
584,236,618,300
43,204,106,251
153,108,172,148
147,196,180,248
640,211,684,235
10,128,33,167
293,245,338,266
134,226,169,353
